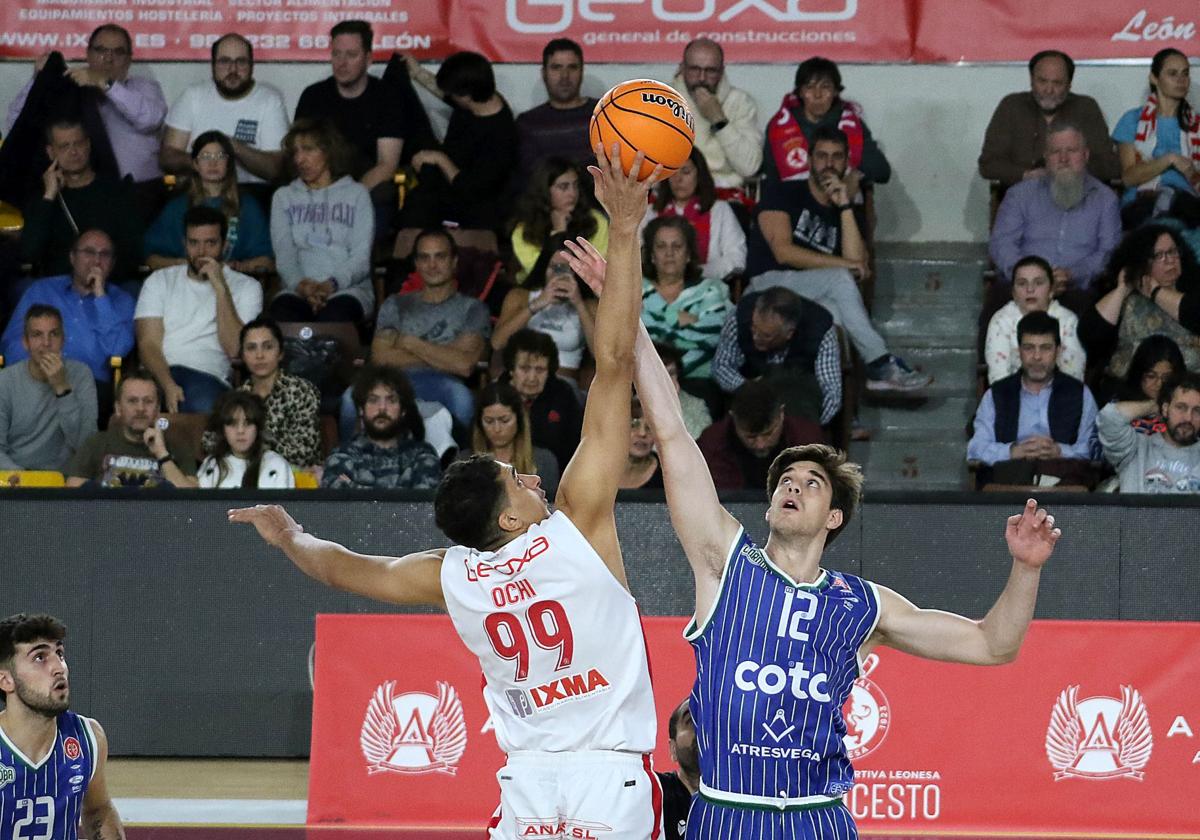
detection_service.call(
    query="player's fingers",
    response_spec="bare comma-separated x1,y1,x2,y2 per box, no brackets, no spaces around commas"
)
626,149,646,182
644,162,666,187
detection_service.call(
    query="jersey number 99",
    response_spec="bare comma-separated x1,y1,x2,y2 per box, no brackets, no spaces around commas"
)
484,600,575,681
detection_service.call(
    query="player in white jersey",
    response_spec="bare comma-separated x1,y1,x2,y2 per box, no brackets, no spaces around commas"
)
563,238,1061,839
231,145,666,839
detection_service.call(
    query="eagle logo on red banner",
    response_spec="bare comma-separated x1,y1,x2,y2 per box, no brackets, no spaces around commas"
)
1045,685,1153,781
361,680,467,776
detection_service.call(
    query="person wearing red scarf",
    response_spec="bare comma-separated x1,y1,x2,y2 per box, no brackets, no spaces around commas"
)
763,57,891,187
641,148,746,282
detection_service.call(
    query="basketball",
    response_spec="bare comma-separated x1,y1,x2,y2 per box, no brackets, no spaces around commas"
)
589,80,696,181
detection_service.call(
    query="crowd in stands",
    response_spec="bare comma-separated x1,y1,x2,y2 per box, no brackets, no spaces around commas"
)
0,25,1197,494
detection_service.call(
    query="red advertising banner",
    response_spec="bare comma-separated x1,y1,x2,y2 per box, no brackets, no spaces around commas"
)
310,614,1200,835
0,0,451,61
447,0,915,64
913,1,1197,63
0,0,1193,62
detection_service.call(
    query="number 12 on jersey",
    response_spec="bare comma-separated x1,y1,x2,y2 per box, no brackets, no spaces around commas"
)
483,600,574,681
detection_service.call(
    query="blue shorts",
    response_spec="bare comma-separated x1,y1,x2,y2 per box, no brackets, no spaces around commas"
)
686,796,857,840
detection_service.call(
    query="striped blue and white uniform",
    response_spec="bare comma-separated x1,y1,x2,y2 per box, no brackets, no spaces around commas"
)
0,711,98,839
686,528,880,839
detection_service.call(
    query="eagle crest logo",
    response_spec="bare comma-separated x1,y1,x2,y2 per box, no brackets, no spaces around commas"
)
1046,685,1153,781
361,680,467,775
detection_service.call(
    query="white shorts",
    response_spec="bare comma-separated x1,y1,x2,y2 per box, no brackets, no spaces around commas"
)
488,750,664,840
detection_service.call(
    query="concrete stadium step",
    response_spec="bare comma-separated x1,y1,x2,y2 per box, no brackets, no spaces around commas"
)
848,438,970,492
860,396,976,438
872,259,987,308
871,309,978,348
882,347,978,396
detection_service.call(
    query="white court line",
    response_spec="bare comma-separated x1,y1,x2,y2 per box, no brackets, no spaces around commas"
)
115,798,306,824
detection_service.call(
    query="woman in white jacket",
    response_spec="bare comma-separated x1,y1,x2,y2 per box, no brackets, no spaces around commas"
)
198,391,295,489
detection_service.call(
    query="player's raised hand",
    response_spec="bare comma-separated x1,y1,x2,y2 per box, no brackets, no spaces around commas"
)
561,237,607,297
588,142,662,230
1005,498,1060,569
229,504,304,548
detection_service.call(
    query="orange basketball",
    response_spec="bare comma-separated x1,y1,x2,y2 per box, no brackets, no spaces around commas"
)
589,80,695,181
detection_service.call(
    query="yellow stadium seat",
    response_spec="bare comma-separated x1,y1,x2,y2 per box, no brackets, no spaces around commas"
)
0,471,66,487
292,469,318,489
0,201,21,234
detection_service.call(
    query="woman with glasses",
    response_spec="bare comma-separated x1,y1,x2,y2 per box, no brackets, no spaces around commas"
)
143,130,273,273
763,56,891,186
1079,225,1200,390
1115,335,1186,434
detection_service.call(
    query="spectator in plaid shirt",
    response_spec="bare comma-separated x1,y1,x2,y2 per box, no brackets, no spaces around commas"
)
711,285,842,427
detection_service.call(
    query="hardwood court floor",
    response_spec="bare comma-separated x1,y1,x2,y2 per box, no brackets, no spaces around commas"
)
109,758,308,799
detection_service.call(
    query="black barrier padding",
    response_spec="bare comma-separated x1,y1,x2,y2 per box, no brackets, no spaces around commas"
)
0,492,1194,756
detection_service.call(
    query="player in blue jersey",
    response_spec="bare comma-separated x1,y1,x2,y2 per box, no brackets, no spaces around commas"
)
563,239,1060,840
0,614,125,840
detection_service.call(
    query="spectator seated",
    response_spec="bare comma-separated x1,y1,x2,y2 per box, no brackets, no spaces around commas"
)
652,341,711,440
619,397,663,490
640,147,746,283
697,379,827,491
1098,370,1200,493
268,119,375,325
321,364,440,489
466,381,560,499
509,157,608,287
144,130,273,275
1106,335,1185,432
501,328,582,472
514,39,599,187
198,391,295,488
968,311,1099,489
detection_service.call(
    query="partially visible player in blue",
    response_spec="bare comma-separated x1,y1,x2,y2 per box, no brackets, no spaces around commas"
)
0,613,125,839
563,239,1060,839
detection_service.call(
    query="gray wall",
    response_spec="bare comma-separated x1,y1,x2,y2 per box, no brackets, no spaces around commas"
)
1,490,1195,756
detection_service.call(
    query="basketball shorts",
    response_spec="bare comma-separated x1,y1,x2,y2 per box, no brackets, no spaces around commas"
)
685,796,857,840
488,750,664,840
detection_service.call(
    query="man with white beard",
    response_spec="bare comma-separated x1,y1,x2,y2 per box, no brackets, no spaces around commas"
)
990,123,1121,311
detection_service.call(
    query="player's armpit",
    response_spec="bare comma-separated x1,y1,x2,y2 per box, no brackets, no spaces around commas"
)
869,585,1013,666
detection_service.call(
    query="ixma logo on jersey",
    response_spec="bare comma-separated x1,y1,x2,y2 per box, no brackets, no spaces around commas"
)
361,680,467,776
1046,685,1153,780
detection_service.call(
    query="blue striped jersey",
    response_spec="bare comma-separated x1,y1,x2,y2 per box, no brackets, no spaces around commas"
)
0,711,98,839
687,528,880,810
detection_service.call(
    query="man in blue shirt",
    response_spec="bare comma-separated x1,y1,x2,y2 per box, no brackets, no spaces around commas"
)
968,310,1099,487
2,228,136,422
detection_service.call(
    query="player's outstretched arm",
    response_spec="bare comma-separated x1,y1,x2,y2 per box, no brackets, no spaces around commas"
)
555,144,661,580
865,499,1058,665
564,237,740,615
228,505,446,609
81,719,126,840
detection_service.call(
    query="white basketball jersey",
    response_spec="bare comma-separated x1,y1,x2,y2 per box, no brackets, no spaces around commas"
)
441,511,657,754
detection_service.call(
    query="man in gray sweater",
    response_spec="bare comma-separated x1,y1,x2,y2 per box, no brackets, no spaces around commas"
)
0,305,97,471
1097,371,1200,493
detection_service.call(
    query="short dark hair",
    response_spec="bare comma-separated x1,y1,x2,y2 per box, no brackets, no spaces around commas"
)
436,51,495,103
211,33,253,66
1017,311,1061,346
542,38,583,67
1029,49,1075,81
729,380,783,433
239,316,284,353
0,613,67,682
435,454,507,550
88,24,131,53
116,368,160,401
413,227,459,260
668,697,690,741
752,286,804,328
766,444,863,544
794,57,842,93
811,125,850,155
183,203,228,243
1160,371,1200,414
282,117,354,181
45,118,86,146
351,364,425,441
330,19,372,52
503,329,560,379
1011,254,1053,285
24,304,63,336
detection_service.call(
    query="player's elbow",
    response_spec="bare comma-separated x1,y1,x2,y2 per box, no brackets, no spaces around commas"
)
593,342,635,376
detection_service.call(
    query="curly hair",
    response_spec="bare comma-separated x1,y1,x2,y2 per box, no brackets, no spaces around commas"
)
282,118,354,182
1096,224,1198,297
